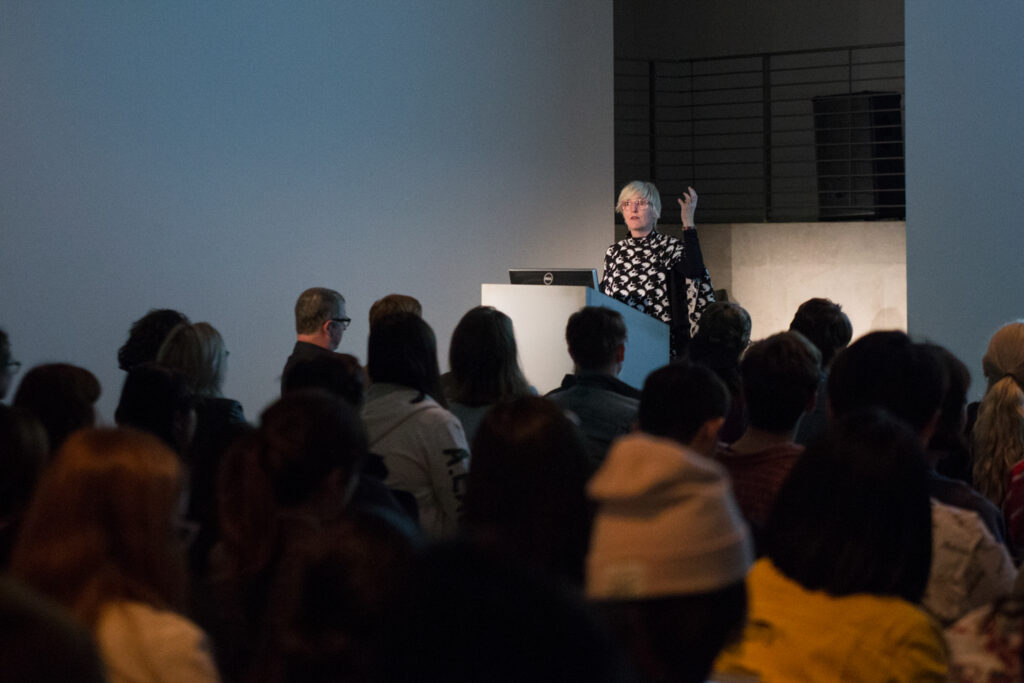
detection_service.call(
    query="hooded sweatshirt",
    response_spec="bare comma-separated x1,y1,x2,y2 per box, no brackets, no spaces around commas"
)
361,383,470,538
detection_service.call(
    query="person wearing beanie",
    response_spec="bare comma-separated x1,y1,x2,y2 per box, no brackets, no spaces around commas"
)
587,430,753,683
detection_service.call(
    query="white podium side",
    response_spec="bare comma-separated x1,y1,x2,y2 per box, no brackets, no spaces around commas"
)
481,284,669,395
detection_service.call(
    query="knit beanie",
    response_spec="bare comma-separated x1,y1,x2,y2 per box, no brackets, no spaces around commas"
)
586,432,753,599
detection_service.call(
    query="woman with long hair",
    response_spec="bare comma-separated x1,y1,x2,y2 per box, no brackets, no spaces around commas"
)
445,306,531,442
362,312,470,539
974,321,1024,546
10,427,219,682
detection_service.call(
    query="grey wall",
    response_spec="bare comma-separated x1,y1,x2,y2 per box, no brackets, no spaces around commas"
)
0,2,613,420
905,1,1024,397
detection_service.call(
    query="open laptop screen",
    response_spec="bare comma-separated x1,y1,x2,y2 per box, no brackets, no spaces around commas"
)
508,268,598,288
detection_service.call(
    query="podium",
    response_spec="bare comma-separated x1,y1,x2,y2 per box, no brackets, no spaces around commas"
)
481,284,670,395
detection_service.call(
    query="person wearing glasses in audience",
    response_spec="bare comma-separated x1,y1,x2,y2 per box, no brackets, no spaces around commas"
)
0,329,20,401
601,181,715,358
282,287,352,391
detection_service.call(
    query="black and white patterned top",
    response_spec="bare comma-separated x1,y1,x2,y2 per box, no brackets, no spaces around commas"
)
600,228,715,349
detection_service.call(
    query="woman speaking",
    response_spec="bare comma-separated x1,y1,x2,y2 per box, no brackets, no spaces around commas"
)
600,181,715,357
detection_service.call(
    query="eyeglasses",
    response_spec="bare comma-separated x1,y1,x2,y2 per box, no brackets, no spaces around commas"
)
331,318,352,330
620,199,650,210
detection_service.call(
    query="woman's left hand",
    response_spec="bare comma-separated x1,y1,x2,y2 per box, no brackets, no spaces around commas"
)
677,186,698,229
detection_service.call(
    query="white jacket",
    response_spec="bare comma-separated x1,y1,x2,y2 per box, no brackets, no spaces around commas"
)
362,383,470,538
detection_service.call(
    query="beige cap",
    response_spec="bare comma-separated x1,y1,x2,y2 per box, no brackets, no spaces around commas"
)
586,432,753,599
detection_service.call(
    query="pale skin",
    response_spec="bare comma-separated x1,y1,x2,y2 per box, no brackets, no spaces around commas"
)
621,186,699,238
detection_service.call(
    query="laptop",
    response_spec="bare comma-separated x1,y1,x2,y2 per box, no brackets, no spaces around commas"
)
508,268,599,288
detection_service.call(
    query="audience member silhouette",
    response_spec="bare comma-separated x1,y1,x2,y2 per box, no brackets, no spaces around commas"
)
715,409,948,681
10,427,220,682
789,297,853,444
715,331,820,547
588,427,752,683
686,301,751,443
0,405,48,569
443,305,531,443
827,331,1015,624
368,293,422,328
547,306,641,468
362,312,470,538
114,364,196,455
117,308,189,371
281,287,349,391
464,396,594,587
0,328,19,400
210,390,370,682
639,361,730,459
13,363,100,453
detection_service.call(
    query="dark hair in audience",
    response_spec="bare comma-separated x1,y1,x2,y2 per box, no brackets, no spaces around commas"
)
923,344,971,463
295,288,344,335
114,364,194,452
380,542,633,683
0,576,107,683
260,508,421,683
789,298,853,367
13,363,100,452
447,306,530,406
465,397,594,586
639,362,730,444
281,353,365,407
11,428,187,627
369,294,422,329
598,582,747,683
741,331,821,432
688,301,750,398
0,406,49,568
827,331,944,434
0,329,10,367
117,308,189,371
566,307,627,372
219,391,368,575
764,408,932,603
367,312,446,407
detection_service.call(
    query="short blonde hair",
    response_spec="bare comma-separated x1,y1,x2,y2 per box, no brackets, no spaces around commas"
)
615,180,661,220
156,322,227,397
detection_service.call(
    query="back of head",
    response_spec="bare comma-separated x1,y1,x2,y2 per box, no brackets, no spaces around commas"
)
566,306,627,373
465,396,593,585
639,362,729,445
367,312,444,405
295,288,344,335
13,363,101,453
973,322,1024,504
11,427,184,625
117,309,189,371
156,321,227,396
765,408,932,603
368,294,422,329
689,302,751,363
789,298,853,367
114,364,194,451
827,330,944,434
281,353,365,407
381,541,632,683
259,390,368,507
0,329,11,400
741,331,821,432
0,406,48,545
922,343,971,455
448,306,529,406
586,432,752,683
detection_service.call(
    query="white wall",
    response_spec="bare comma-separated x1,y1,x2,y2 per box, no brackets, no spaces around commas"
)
905,2,1024,398
0,2,613,420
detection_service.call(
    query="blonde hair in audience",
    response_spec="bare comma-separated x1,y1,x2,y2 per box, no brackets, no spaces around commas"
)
10,428,186,627
973,321,1024,505
157,321,227,397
